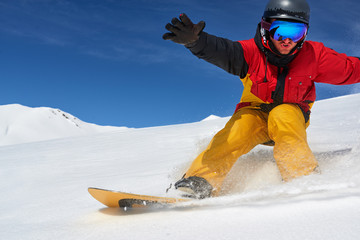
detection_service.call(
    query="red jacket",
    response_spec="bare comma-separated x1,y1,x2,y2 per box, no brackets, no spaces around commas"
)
239,39,360,110
187,31,360,120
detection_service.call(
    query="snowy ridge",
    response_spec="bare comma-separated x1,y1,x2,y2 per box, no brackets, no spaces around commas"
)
0,104,128,146
1,94,360,239
201,114,221,121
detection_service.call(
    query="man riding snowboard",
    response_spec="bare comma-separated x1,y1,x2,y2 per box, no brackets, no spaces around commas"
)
163,0,360,199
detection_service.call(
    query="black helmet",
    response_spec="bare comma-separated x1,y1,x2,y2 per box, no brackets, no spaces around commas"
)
263,0,310,24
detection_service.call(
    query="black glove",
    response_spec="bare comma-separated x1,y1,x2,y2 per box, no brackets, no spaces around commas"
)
162,13,205,46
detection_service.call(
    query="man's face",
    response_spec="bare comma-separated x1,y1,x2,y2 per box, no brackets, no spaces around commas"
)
270,35,297,55
269,19,298,55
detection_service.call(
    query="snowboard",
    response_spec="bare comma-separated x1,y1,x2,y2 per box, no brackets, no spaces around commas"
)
88,187,189,210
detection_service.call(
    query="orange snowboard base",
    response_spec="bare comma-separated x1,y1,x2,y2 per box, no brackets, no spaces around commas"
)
88,187,189,210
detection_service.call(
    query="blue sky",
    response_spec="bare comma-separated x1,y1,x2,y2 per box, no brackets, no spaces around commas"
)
1,0,359,128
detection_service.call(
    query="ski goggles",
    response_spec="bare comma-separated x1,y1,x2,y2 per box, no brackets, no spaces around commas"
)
261,19,308,42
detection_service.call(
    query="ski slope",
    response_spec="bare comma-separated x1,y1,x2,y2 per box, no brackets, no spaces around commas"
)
1,94,360,240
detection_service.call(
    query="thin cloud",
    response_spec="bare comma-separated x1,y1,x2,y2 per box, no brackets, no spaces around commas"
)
83,38,185,64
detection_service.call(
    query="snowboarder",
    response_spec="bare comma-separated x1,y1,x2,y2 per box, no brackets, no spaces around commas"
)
163,0,360,199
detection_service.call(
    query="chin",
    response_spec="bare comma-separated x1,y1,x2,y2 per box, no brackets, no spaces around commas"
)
280,50,291,55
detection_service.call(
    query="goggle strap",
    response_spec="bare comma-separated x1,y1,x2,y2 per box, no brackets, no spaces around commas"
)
261,19,272,31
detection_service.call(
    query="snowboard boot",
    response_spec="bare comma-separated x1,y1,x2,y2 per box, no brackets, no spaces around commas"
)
174,176,213,199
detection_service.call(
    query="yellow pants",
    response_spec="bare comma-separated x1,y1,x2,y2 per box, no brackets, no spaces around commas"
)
184,104,318,194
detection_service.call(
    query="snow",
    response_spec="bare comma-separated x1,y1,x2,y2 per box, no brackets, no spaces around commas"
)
201,114,221,121
1,94,360,240
0,104,128,146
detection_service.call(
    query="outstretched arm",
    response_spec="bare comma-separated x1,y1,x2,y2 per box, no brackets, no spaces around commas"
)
163,14,248,78
316,43,360,85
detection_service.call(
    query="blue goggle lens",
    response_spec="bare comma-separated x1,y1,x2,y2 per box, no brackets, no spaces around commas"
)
269,20,308,42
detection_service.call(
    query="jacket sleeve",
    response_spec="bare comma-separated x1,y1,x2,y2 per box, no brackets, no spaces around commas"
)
315,43,360,85
186,32,249,78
